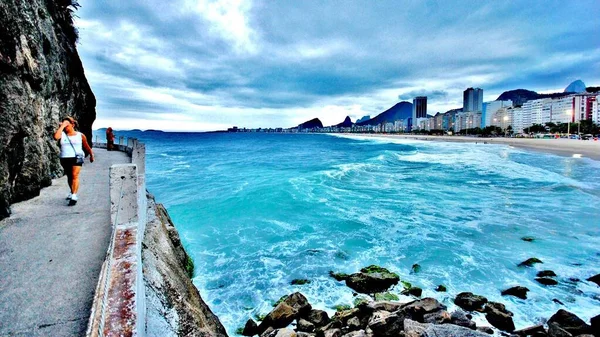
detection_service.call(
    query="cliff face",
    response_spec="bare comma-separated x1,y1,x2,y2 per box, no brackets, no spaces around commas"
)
144,194,229,337
0,0,96,219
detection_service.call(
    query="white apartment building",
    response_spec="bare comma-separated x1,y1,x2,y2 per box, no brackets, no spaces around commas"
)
483,100,512,127
522,98,551,125
550,96,574,124
491,107,513,131
511,107,525,133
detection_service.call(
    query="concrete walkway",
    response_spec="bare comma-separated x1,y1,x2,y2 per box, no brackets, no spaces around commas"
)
0,149,129,336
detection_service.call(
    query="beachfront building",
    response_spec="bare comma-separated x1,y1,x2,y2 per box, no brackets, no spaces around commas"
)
510,107,526,133
491,107,513,132
483,100,512,127
592,95,600,125
550,96,575,124
413,96,427,121
463,88,484,112
522,98,551,126
434,112,444,130
442,108,460,131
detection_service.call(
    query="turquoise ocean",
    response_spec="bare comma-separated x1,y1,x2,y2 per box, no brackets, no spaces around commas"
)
94,131,600,332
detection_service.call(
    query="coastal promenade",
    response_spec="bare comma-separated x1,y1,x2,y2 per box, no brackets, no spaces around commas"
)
0,149,129,336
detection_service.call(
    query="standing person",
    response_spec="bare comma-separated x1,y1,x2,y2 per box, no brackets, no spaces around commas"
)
106,127,115,151
53,116,94,206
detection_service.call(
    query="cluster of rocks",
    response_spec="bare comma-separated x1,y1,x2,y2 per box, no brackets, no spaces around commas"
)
238,266,599,337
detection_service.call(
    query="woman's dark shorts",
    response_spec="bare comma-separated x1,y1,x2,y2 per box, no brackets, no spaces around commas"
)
60,157,83,169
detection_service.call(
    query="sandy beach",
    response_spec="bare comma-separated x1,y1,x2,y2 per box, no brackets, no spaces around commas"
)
343,134,600,161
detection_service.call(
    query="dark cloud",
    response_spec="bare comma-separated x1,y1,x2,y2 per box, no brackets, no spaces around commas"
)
398,90,449,101
75,0,600,130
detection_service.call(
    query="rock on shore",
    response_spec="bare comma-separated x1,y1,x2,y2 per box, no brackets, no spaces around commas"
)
143,193,228,337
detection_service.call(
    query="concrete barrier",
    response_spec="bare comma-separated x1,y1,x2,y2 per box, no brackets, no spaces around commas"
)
87,139,147,337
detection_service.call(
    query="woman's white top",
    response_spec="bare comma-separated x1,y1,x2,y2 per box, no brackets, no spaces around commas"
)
60,132,84,158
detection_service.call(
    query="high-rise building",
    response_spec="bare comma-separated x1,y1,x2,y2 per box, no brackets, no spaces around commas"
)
413,96,427,120
482,100,512,127
463,88,484,113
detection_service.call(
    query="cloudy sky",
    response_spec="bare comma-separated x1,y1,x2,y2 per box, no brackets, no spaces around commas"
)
75,0,600,131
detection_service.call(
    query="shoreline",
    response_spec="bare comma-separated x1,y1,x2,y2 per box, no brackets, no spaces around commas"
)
339,133,600,161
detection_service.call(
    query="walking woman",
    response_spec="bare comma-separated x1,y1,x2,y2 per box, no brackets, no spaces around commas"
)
53,116,94,206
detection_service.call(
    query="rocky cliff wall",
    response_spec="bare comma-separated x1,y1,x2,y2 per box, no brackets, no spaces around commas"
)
0,0,96,219
144,193,229,337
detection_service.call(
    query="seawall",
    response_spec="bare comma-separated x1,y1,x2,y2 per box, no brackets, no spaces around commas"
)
88,140,227,337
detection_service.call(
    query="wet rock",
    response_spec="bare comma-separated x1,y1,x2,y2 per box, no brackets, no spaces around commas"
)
341,330,367,337
591,314,600,336
345,266,400,294
374,292,399,301
501,286,530,300
333,308,361,326
547,309,592,336
401,298,447,320
451,310,477,330
243,319,259,336
323,329,342,337
537,270,557,278
412,264,422,273
514,324,545,336
329,271,350,282
365,301,402,313
298,319,315,333
518,258,543,267
271,328,298,337
285,292,312,317
476,326,495,334
403,319,490,337
548,322,573,337
435,285,447,292
536,278,559,286
521,236,535,242
454,292,488,311
552,299,564,305
423,310,451,324
297,332,315,337
401,287,423,297
367,311,407,336
484,302,515,332
307,310,330,327
292,279,311,285
261,327,275,337
259,302,298,333
347,317,362,331
587,274,600,287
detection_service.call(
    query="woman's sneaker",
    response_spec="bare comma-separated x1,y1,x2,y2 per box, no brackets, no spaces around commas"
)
66,193,72,200
68,194,78,206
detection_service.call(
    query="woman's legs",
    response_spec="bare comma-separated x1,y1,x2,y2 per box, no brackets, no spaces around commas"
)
71,165,81,194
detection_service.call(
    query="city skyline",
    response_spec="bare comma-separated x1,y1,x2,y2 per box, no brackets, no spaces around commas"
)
75,1,600,131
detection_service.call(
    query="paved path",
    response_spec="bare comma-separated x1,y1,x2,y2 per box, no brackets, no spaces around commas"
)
0,149,130,336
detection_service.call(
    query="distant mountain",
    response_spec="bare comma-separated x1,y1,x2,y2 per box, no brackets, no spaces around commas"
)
357,101,413,126
496,89,573,107
297,118,323,129
335,116,353,128
565,80,586,93
356,115,371,124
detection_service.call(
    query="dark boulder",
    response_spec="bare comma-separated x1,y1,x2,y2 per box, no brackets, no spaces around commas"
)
484,302,515,332
284,292,312,317
435,285,447,292
454,292,488,311
401,287,423,297
536,277,559,286
307,309,330,327
548,322,573,337
587,274,600,286
501,286,530,299
518,258,543,267
258,302,298,334
476,326,495,334
403,319,491,337
451,310,477,330
367,311,407,337
297,319,315,333
514,324,546,336
591,314,599,336
547,309,592,336
345,266,399,294
401,298,447,317
422,310,451,324
242,319,259,336
537,270,557,278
